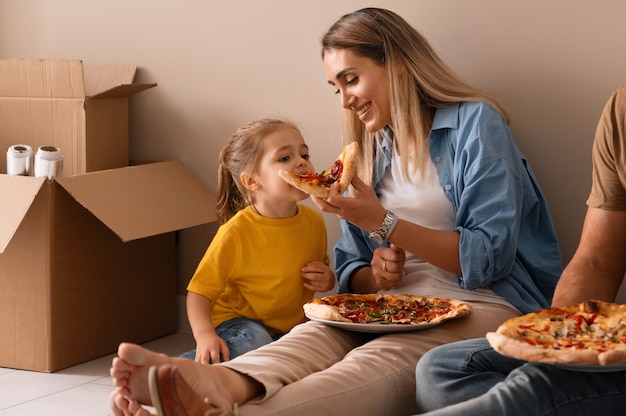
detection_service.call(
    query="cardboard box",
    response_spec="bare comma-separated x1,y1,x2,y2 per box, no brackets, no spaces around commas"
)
0,161,217,372
0,59,156,176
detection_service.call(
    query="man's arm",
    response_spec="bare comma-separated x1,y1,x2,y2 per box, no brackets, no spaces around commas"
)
552,207,626,307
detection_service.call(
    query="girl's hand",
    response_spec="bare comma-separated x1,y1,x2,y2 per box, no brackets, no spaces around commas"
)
312,175,387,232
302,261,336,292
195,332,230,363
371,245,406,291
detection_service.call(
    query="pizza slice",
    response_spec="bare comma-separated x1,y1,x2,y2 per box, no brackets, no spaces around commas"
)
486,300,626,366
279,142,358,198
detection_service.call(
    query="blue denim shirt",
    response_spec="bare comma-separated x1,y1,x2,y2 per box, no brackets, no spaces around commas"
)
334,102,562,314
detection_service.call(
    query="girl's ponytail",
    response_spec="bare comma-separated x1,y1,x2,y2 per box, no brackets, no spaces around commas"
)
216,145,247,224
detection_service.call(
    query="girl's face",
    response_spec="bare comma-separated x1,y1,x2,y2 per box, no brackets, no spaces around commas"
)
324,48,392,132
250,127,314,212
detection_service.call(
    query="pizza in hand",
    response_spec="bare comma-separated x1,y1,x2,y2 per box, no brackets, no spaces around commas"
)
279,142,358,198
304,294,472,325
486,300,626,366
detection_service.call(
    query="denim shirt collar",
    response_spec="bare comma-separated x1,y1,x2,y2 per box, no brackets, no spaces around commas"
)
374,104,460,190
431,103,460,132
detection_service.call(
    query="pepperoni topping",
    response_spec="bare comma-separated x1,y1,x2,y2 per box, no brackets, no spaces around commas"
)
294,160,344,187
326,296,455,324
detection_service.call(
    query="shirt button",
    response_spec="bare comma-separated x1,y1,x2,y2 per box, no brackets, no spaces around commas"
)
434,156,442,163
445,184,452,191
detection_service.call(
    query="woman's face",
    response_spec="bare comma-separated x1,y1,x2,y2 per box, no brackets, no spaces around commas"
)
324,48,392,132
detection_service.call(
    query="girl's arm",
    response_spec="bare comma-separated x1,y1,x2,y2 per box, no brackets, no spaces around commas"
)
186,291,229,363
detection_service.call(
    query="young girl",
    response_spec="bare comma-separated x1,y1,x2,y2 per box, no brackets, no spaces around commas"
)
182,118,335,364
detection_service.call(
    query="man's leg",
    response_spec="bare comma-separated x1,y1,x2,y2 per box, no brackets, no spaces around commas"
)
420,363,626,416
415,338,525,410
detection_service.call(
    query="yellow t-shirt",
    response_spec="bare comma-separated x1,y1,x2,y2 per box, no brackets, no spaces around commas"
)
187,205,330,335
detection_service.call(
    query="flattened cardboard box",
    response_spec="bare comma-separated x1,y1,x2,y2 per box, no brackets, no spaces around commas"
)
0,59,156,176
0,161,217,372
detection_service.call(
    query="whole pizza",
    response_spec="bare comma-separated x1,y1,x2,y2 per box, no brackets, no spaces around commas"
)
487,300,626,366
304,294,472,325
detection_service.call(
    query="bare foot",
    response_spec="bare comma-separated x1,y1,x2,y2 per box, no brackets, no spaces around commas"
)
109,390,155,416
110,343,262,411
111,343,172,405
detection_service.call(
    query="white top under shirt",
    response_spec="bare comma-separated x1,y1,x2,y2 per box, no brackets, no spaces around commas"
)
378,149,517,310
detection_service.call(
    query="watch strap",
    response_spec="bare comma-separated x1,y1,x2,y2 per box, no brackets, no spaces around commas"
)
368,210,398,242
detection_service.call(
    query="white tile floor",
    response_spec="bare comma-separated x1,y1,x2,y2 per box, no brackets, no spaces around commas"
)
0,332,195,416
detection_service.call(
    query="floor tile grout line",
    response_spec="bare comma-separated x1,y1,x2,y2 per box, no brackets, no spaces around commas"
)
0,379,95,411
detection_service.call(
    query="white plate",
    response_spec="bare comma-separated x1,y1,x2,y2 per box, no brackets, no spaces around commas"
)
306,315,441,333
551,362,626,373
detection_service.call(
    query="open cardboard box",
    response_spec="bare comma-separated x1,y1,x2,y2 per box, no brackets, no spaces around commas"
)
0,59,156,176
0,161,217,372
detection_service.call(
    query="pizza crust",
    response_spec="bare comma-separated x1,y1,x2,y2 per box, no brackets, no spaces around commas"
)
336,141,358,194
303,302,351,322
598,348,626,366
486,332,600,365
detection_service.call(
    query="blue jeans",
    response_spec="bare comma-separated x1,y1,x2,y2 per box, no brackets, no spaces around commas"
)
415,338,626,415
180,318,282,362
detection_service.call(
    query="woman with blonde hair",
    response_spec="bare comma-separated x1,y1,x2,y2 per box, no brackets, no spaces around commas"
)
109,8,561,416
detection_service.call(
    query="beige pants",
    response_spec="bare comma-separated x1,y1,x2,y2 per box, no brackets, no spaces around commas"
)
220,301,518,416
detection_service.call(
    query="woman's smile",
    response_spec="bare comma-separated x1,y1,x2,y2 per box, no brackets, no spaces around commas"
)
355,102,372,118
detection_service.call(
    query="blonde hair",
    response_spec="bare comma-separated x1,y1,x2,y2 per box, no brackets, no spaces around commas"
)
321,7,511,183
216,118,300,224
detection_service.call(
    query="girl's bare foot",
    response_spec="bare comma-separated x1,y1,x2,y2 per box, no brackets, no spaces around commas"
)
109,343,263,412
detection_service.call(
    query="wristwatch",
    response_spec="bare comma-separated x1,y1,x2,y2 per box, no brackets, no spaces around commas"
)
368,210,399,243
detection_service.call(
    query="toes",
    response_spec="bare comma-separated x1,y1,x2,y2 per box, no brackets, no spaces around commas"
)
127,399,155,416
113,356,133,373
111,391,132,415
109,391,124,416
112,393,154,416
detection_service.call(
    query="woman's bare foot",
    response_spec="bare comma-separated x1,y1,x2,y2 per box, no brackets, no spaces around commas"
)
109,343,263,412
111,343,172,405
109,389,155,416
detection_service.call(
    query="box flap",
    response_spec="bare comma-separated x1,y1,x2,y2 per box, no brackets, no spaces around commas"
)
0,175,46,253
55,161,217,242
0,59,85,98
83,64,136,97
89,83,157,99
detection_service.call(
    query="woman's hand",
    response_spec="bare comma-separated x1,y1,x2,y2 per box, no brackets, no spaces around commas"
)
371,244,406,290
312,175,387,232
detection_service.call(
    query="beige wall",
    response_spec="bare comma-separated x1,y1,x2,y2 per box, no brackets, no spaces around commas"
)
2,0,626,300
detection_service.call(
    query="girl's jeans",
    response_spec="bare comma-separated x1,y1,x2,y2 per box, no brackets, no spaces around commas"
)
180,317,282,362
